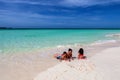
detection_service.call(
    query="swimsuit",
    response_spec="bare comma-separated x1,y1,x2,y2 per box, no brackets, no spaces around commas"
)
56,56,61,59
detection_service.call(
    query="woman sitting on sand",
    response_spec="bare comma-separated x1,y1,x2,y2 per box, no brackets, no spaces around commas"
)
78,48,86,59
54,51,68,61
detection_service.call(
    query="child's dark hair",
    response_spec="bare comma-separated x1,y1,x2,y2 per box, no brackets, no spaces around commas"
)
63,51,67,54
68,48,72,52
78,48,84,55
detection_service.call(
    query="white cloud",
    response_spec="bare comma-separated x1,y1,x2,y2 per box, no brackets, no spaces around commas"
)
60,0,120,7
1,0,120,7
0,9,74,20
0,9,76,27
0,0,120,7
0,0,54,6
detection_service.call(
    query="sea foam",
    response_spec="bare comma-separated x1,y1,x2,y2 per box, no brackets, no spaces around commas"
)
90,40,116,46
106,33,120,38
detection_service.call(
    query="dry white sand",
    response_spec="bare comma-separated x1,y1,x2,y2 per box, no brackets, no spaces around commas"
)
34,47,120,80
90,47,120,80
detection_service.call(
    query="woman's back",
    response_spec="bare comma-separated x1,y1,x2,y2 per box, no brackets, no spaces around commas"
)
78,48,86,59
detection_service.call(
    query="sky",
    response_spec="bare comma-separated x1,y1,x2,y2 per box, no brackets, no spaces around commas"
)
0,0,120,28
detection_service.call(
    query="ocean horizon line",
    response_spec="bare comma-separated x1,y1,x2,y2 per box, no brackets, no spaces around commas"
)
1,27,120,30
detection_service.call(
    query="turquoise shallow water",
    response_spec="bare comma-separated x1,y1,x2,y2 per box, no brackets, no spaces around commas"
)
0,29,120,54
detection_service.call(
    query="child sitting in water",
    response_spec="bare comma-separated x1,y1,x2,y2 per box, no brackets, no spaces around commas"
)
78,48,86,59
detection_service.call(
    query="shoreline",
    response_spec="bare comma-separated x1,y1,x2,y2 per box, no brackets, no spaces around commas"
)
1,29,120,55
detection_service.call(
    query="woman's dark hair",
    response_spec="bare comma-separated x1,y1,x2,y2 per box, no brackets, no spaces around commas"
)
68,48,72,52
78,48,84,55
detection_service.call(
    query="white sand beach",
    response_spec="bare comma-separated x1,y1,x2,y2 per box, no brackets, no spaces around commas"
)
90,47,120,80
0,41,120,80
34,47,120,80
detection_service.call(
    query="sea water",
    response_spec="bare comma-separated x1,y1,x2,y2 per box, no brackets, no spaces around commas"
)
0,29,120,54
